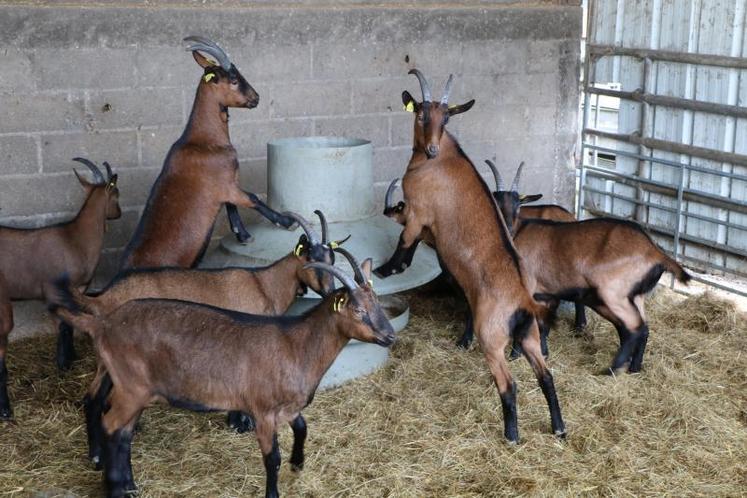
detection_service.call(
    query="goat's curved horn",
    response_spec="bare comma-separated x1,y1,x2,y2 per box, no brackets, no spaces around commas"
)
511,161,525,192
183,35,232,71
332,247,368,286
102,161,114,182
72,157,105,184
385,178,401,209
485,160,504,191
283,212,320,245
314,209,329,244
408,68,432,102
304,262,359,291
440,74,454,105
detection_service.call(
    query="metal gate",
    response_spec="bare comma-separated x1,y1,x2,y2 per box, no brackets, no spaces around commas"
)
579,0,747,296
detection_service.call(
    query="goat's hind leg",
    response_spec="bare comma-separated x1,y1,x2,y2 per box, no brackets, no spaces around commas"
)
628,295,649,373
85,368,113,469
477,322,519,443
520,325,566,437
55,319,76,371
289,414,307,471
227,410,256,433
0,286,13,420
101,388,146,498
592,298,644,374
255,416,281,498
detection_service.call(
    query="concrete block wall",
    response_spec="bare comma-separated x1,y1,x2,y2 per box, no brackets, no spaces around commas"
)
0,1,581,282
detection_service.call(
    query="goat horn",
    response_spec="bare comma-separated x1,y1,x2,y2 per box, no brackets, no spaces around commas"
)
102,161,114,182
440,74,454,105
485,160,504,191
314,209,329,244
71,157,105,184
511,161,525,192
385,178,401,209
332,247,368,286
183,35,232,71
283,212,320,246
304,262,359,291
408,68,432,102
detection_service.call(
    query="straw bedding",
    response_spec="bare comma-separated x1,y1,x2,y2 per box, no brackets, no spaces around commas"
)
1,286,745,497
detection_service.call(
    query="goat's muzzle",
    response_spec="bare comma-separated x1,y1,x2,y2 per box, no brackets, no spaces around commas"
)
426,144,439,159
245,96,259,109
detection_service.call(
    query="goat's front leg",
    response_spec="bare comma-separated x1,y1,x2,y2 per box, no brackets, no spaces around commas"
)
243,191,296,229
289,414,307,471
85,369,113,469
226,203,252,243
0,294,12,419
375,212,426,278
227,410,255,433
55,319,76,371
256,418,281,498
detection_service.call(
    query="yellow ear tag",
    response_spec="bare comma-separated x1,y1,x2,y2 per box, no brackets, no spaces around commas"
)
332,294,347,312
328,241,339,249
367,279,374,287
294,243,304,257
203,73,216,83
403,101,415,112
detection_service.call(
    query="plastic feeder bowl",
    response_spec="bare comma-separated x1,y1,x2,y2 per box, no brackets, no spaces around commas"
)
201,137,440,389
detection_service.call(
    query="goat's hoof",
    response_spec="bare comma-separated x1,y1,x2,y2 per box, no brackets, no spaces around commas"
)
106,485,138,498
91,455,103,470
234,233,253,244
373,266,394,279
227,411,255,433
508,348,522,361
0,406,13,421
455,338,472,349
290,462,304,472
554,429,567,439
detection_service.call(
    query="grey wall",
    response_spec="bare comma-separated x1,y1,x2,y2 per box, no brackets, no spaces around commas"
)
0,0,581,280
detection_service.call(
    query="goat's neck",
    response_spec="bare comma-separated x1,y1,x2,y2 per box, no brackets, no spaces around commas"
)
254,253,303,315
68,190,108,261
182,87,231,146
293,304,350,388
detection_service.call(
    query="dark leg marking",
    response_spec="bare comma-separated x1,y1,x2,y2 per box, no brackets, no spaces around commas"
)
537,370,565,437
628,324,649,373
103,428,137,498
86,373,113,469
227,410,256,433
0,358,11,420
263,434,281,498
456,309,474,349
573,301,588,333
289,414,307,471
373,234,421,278
245,191,296,229
499,381,519,443
56,320,76,371
226,203,251,243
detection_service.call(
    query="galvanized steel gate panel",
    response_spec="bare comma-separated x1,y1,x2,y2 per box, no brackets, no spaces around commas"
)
579,0,747,295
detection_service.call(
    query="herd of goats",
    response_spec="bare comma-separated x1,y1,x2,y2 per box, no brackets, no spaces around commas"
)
0,36,691,497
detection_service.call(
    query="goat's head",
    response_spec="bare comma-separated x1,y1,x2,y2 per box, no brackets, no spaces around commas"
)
383,178,406,225
184,36,259,109
72,157,121,220
285,210,349,297
305,254,395,347
402,69,475,159
485,160,542,234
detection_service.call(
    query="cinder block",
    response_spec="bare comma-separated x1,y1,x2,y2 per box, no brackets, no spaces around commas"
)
269,80,351,118
461,40,528,76
0,135,39,175
390,113,414,147
527,40,561,74
116,167,161,208
315,115,389,147
462,73,558,108
372,146,411,182
238,158,269,194
232,43,312,82
0,173,85,217
102,208,140,250
352,77,411,114
32,48,137,90
42,131,138,173
313,43,407,80
87,88,183,130
0,49,34,92
0,92,86,133
231,119,313,159
136,46,197,88
458,105,527,142
527,105,557,137
140,125,182,168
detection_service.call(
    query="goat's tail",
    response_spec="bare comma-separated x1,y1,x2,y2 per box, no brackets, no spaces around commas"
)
660,253,692,284
46,274,102,338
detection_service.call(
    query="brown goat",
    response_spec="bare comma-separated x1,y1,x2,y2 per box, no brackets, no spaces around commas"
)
375,70,564,442
79,211,344,465
0,158,120,418
120,36,295,271
49,253,394,498
513,217,691,373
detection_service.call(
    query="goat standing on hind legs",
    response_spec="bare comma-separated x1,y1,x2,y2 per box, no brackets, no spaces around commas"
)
375,69,565,443
0,158,120,418
119,36,295,272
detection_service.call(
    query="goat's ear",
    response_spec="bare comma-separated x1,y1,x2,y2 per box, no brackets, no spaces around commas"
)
294,234,309,257
73,169,94,189
448,99,475,116
519,193,543,204
360,258,373,283
192,50,217,69
402,91,419,113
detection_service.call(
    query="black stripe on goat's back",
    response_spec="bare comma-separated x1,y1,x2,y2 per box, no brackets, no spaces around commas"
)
628,263,666,300
450,132,523,275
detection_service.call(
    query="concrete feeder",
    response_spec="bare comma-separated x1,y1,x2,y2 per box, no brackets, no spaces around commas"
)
201,136,440,389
